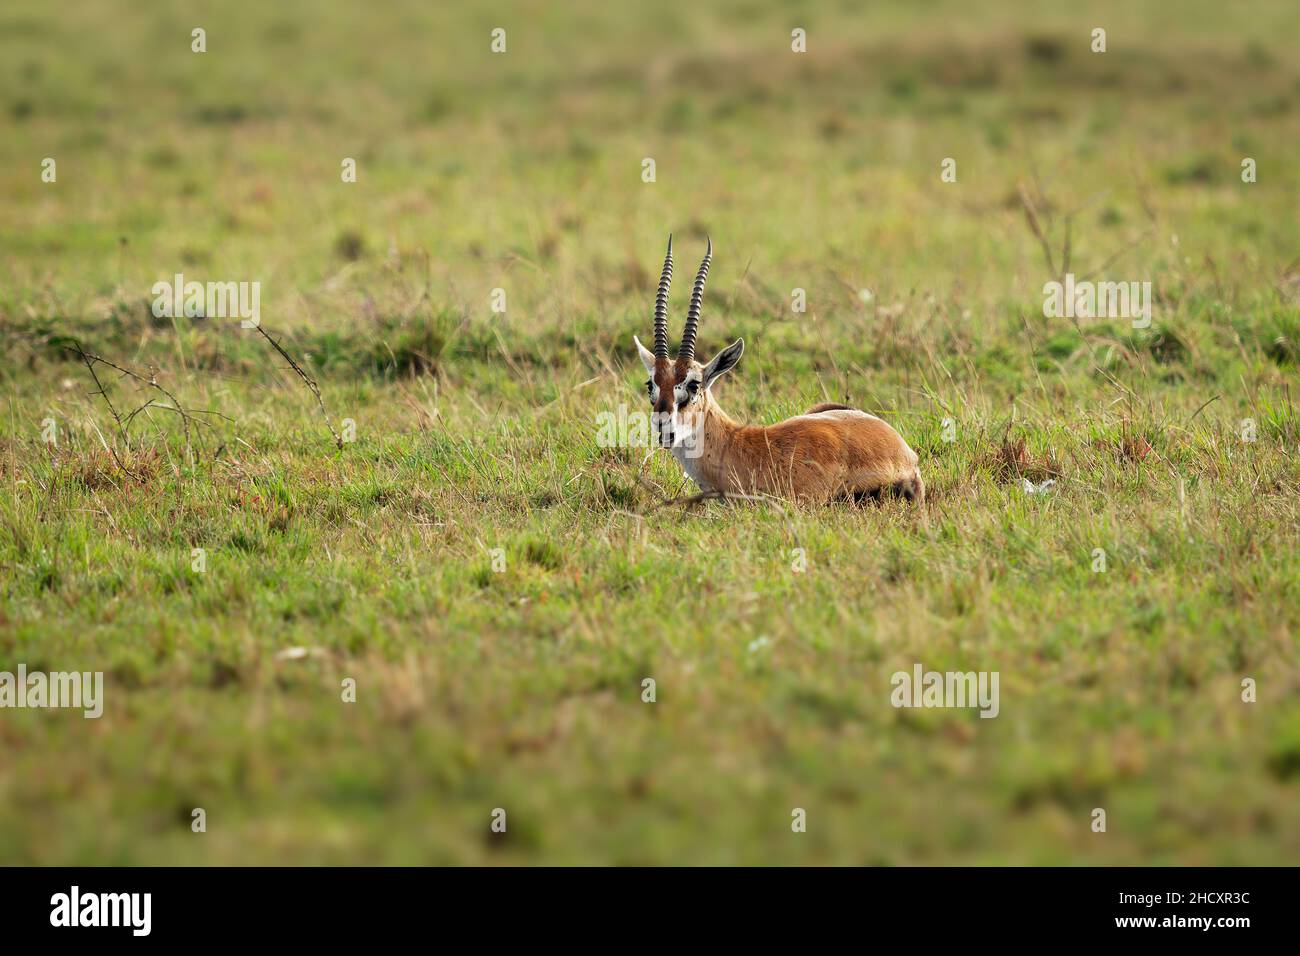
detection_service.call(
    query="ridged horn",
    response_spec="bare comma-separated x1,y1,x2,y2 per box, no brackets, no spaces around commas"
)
678,236,711,364
653,235,673,362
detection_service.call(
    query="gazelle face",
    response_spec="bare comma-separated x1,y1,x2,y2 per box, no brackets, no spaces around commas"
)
634,235,744,451
634,348,705,448
635,339,744,450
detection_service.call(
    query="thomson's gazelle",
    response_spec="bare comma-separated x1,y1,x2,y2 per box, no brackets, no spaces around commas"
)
634,236,924,504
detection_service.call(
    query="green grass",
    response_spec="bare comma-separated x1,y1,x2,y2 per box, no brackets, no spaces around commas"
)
1,0,1298,864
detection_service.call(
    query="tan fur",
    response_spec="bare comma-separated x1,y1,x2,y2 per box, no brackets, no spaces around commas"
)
637,237,922,505
675,378,924,504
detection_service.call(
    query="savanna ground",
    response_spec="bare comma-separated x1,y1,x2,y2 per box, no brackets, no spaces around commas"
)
1,0,1298,865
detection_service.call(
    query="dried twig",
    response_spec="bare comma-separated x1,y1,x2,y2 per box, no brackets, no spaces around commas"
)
1187,394,1221,425
651,487,765,510
67,339,215,466
1061,214,1073,278
253,325,343,449
1019,181,1152,286
71,340,126,437
1018,184,1057,279
70,340,137,478
670,488,802,549
630,470,803,549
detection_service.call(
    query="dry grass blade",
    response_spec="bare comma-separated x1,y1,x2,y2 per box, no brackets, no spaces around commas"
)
254,324,344,449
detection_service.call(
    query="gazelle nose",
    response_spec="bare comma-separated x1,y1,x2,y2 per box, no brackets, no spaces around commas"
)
654,413,674,447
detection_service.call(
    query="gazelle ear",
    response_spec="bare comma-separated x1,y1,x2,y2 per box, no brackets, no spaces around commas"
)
702,338,744,388
633,335,657,376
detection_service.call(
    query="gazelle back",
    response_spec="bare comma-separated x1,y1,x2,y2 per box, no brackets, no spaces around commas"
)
633,236,924,504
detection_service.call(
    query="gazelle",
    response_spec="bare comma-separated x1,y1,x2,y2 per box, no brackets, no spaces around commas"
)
633,236,925,504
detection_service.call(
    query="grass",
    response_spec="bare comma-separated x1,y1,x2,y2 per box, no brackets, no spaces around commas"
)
1,0,1298,864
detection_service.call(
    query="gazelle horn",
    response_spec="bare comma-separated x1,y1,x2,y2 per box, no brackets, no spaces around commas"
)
653,235,673,362
677,236,711,364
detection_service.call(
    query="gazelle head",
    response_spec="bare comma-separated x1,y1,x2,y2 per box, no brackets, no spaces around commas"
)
634,235,744,449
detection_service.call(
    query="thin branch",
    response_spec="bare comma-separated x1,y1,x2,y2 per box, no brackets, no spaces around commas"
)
67,342,198,451
630,470,803,550
67,339,219,472
253,324,343,449
72,340,127,438
1187,394,1221,425
1061,214,1072,278
1018,184,1057,279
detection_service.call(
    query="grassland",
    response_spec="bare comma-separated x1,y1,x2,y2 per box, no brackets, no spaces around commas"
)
1,0,1298,864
